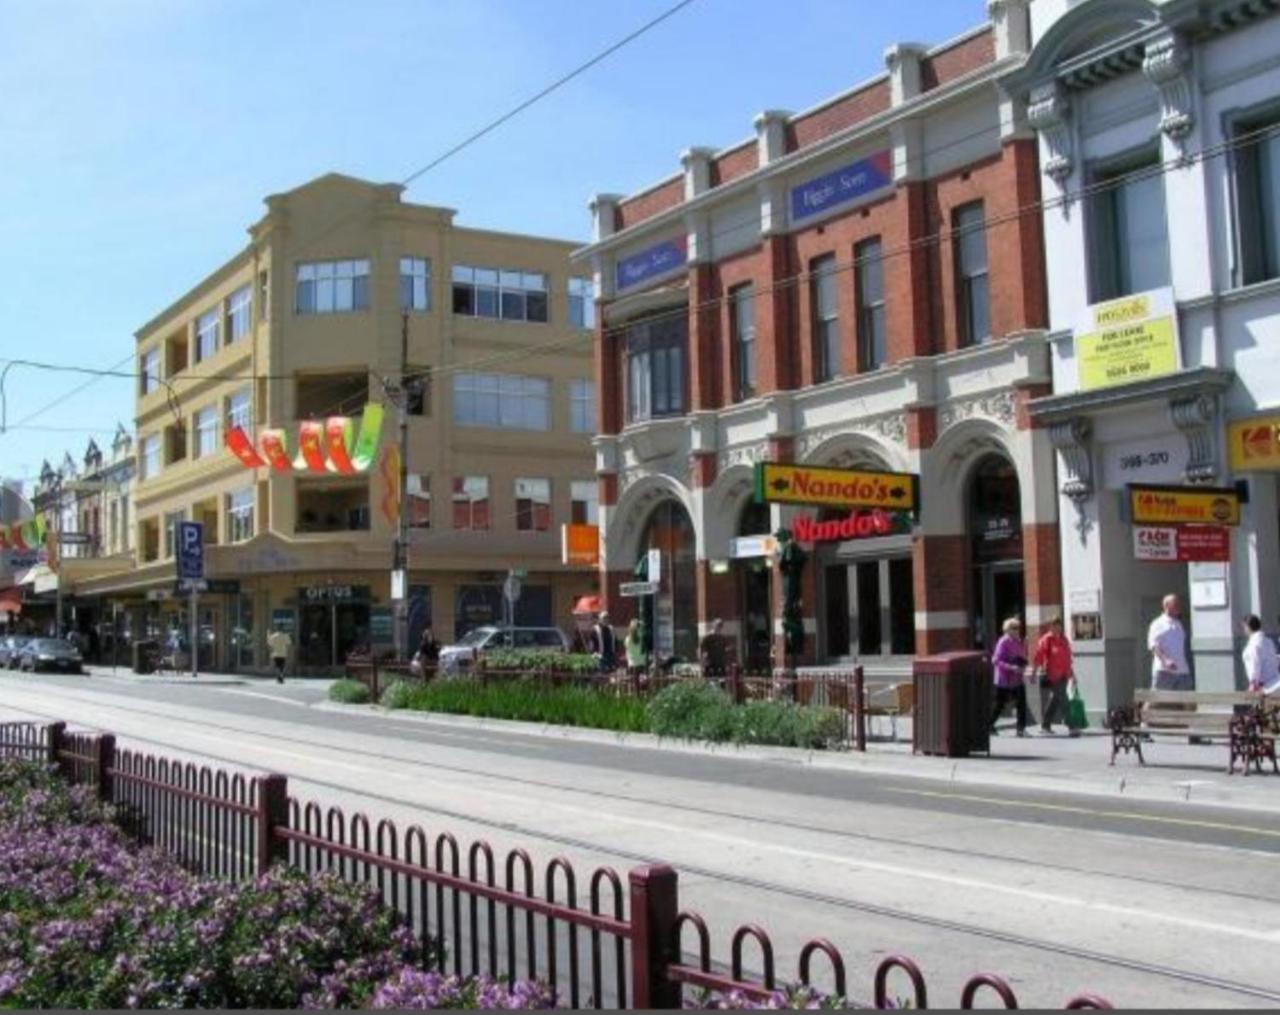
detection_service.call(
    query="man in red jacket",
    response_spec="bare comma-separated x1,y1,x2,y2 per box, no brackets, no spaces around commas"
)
1033,616,1075,735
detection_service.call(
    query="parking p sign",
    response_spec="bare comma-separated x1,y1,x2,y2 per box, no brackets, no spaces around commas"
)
177,521,204,580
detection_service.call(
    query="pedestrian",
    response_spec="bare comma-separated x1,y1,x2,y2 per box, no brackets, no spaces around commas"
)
699,618,729,676
989,617,1031,737
1032,615,1074,734
1242,614,1280,694
568,621,589,655
1147,594,1191,691
624,619,647,677
267,625,293,684
592,611,617,674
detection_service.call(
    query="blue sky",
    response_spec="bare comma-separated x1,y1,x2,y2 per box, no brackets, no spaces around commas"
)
0,0,985,486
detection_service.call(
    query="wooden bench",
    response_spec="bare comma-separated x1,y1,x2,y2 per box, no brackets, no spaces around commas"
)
1107,690,1278,775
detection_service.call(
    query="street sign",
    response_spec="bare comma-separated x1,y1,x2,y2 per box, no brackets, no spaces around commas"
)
754,462,919,512
619,581,659,597
57,532,92,546
176,578,209,593
503,574,522,603
1128,484,1242,527
391,569,406,602
1133,525,1231,563
729,534,778,559
176,521,204,579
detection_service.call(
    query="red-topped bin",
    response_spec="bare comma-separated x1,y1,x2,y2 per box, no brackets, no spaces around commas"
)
913,651,992,757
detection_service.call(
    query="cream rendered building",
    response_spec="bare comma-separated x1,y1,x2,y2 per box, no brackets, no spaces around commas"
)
78,174,599,672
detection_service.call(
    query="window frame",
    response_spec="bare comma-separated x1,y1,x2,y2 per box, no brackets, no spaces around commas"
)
400,257,432,312
295,258,372,315
226,285,252,342
810,254,840,382
1230,107,1280,287
1086,149,1169,303
953,202,990,347
226,388,252,433
568,277,595,329
195,308,220,363
452,372,551,431
730,283,758,401
514,477,552,533
140,349,160,396
570,379,596,434
855,237,887,371
625,313,688,424
570,480,598,526
139,435,161,480
451,475,491,531
408,473,432,530
452,264,549,323
226,487,254,544
193,405,219,459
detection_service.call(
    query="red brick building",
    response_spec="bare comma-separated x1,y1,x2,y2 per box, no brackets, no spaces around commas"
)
573,0,1061,677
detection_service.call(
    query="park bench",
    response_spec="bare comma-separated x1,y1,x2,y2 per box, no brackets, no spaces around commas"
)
1107,689,1278,774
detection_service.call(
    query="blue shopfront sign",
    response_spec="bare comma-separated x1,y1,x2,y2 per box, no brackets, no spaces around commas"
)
176,521,204,580
615,235,688,291
790,150,892,223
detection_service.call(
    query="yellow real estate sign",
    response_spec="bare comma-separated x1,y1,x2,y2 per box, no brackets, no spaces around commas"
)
1128,484,1242,527
1076,289,1180,392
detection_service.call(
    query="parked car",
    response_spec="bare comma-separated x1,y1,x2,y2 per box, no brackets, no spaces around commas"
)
437,626,570,673
0,635,32,669
17,637,83,674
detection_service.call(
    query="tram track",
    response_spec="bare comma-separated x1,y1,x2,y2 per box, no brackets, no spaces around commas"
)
5,686,1280,1005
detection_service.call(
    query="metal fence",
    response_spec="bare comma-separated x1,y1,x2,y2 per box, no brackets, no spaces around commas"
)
0,719,1112,1010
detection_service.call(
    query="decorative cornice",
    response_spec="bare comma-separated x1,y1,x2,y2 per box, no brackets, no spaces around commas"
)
1142,31,1194,146
717,441,770,473
796,412,908,461
1048,416,1093,502
1026,81,1073,183
1170,393,1220,484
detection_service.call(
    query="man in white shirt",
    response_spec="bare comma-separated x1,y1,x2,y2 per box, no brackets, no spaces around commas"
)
1242,614,1280,694
1148,594,1192,691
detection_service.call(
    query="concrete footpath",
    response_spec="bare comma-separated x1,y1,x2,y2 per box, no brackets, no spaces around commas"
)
83,664,1279,812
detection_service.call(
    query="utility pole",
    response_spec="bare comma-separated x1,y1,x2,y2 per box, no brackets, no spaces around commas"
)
391,311,411,660
53,476,63,638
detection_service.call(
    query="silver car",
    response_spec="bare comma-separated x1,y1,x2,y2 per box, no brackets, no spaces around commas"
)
437,625,569,674
18,638,83,674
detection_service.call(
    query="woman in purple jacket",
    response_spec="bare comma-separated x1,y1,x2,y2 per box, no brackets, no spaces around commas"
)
990,616,1031,737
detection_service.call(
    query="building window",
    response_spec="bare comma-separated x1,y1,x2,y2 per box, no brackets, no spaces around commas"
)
855,237,886,370
120,494,129,549
824,555,916,660
570,379,596,434
195,308,220,363
954,202,990,345
140,435,160,480
400,257,431,311
1235,117,1280,285
570,480,598,525
626,314,687,423
296,482,369,533
568,277,595,328
109,501,119,553
226,487,254,543
295,259,371,314
810,255,840,382
226,388,252,432
452,373,550,430
451,265,548,322
193,406,219,458
140,349,160,395
1089,155,1169,301
408,474,431,529
515,478,551,532
452,476,490,530
729,283,758,401
227,285,252,342
163,510,184,559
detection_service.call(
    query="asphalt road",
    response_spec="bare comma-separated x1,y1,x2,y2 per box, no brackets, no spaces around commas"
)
3,670,1279,1009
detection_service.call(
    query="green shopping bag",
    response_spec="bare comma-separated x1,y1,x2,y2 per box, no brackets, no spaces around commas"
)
1066,680,1089,731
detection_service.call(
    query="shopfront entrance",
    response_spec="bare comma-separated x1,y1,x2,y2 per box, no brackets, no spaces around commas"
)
639,500,696,663
968,454,1025,651
735,502,773,671
297,584,370,669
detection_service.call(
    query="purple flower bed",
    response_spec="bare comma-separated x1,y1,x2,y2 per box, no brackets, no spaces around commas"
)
0,759,554,1009
688,984,851,1009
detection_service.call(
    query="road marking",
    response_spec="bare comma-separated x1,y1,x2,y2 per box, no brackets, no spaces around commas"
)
888,787,1280,839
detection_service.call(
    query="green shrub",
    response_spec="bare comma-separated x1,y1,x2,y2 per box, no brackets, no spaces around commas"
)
481,650,599,675
734,700,846,749
328,678,372,704
379,679,415,710
646,681,736,741
647,681,846,749
397,677,648,732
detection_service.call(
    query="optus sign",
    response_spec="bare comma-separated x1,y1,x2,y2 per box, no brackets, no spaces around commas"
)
793,509,912,544
755,462,919,513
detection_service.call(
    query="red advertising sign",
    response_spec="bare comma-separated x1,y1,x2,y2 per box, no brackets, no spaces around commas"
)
793,509,911,544
1133,525,1230,563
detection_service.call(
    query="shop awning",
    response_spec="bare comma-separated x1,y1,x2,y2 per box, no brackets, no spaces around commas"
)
0,587,21,616
572,595,601,615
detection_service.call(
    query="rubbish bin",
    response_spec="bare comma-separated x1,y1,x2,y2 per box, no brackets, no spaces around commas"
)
133,639,157,675
913,651,992,757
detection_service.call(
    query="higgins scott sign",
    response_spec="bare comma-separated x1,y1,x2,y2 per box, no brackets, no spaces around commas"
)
755,462,919,513
1075,287,1180,392
615,235,688,291
793,509,912,544
790,150,892,223
1128,484,1242,527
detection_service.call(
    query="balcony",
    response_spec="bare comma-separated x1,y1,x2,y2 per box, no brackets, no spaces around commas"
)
295,480,370,535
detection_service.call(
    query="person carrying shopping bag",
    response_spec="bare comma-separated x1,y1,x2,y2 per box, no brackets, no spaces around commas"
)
1032,616,1073,734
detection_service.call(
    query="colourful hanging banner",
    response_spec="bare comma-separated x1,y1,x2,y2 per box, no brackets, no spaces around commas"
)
258,430,292,471
379,443,401,525
225,427,266,468
325,417,356,474
349,403,384,472
295,421,326,473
